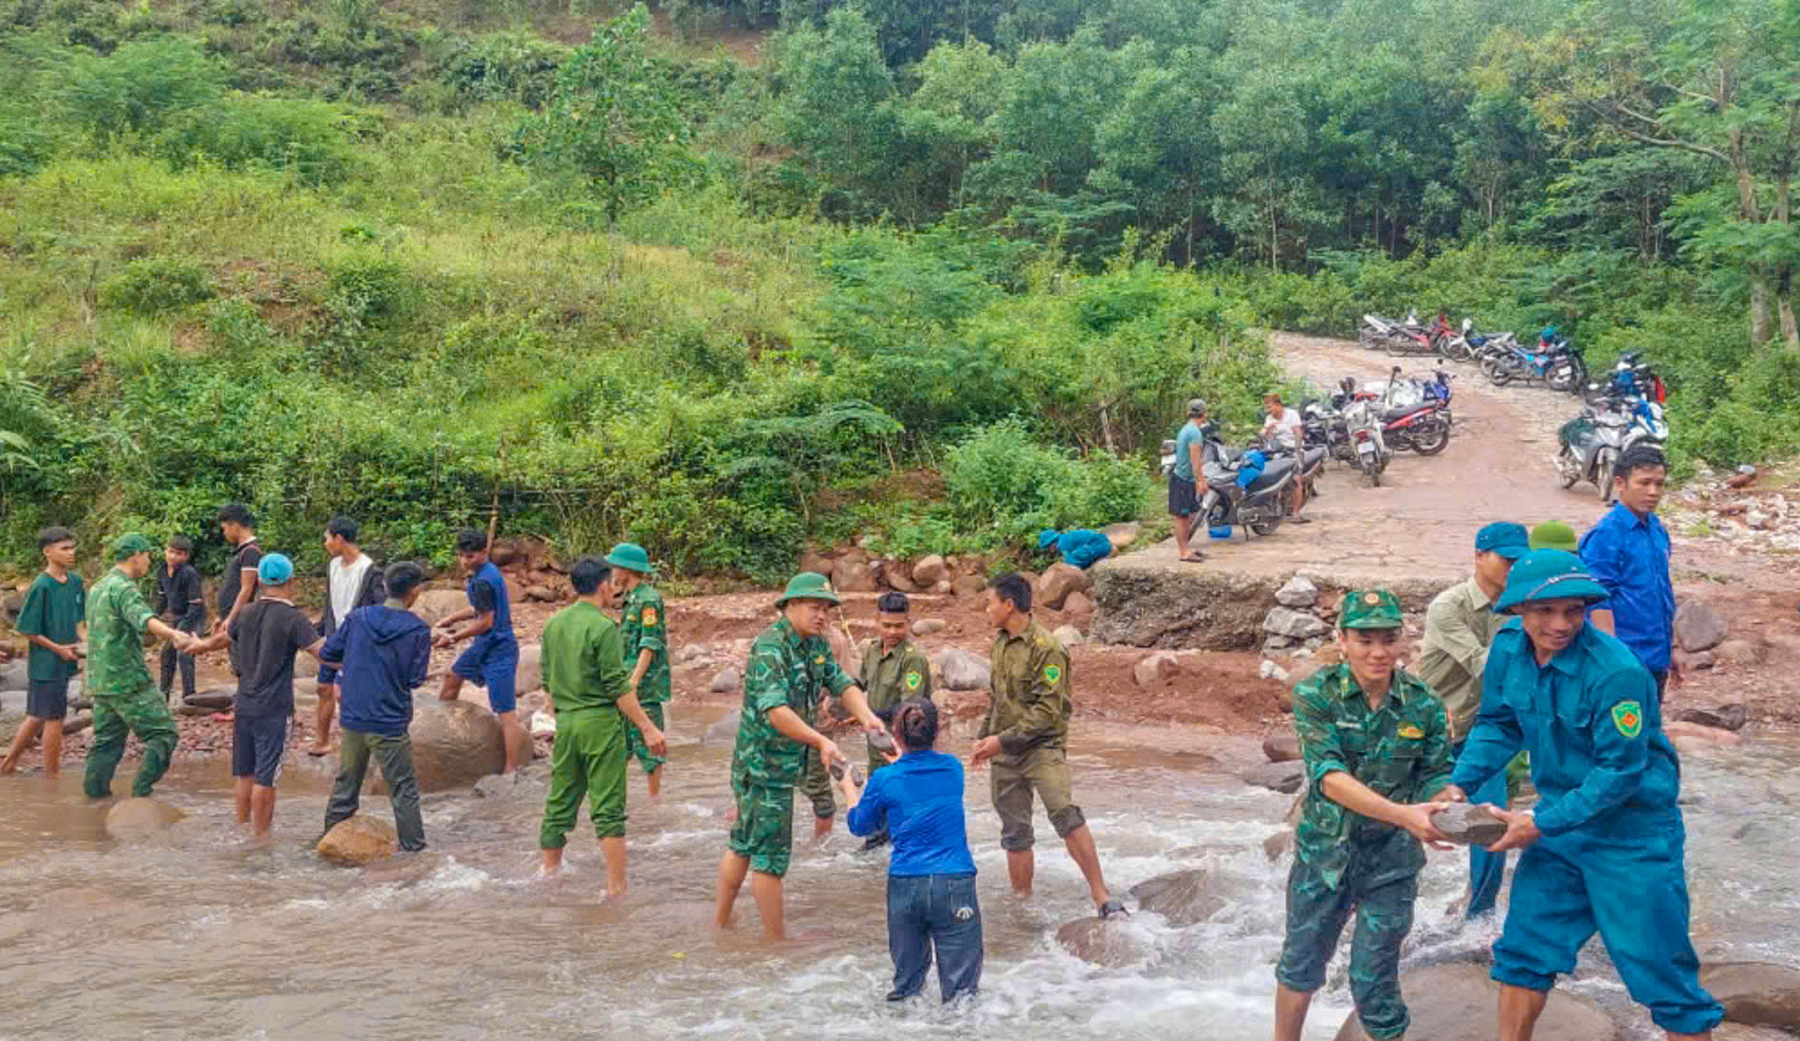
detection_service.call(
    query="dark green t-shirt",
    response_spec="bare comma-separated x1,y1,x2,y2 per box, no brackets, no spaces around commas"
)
18,571,85,683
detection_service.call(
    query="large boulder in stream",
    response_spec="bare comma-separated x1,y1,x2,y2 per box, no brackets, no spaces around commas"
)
1128,869,1248,925
408,588,468,627
104,798,186,839
317,815,397,866
1244,760,1307,794
385,696,504,793
704,712,741,744
1701,962,1800,1034
1332,962,1617,1040
1055,917,1151,968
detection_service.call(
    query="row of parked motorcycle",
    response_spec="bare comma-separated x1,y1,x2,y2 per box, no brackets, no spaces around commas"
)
1358,309,1671,501
1158,364,1452,540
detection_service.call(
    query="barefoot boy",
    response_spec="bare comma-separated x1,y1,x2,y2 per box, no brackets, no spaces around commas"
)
432,529,524,773
2,527,85,777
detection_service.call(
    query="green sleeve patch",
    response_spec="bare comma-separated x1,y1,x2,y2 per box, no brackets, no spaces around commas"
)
1611,701,1643,739
1043,663,1062,684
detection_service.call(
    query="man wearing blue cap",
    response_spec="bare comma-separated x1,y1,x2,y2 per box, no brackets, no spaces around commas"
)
192,552,326,839
1444,549,1722,1040
1417,521,1528,918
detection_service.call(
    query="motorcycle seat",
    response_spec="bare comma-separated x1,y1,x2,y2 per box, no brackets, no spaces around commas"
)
1248,457,1296,491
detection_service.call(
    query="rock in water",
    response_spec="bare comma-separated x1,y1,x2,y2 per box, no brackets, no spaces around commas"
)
1054,917,1147,968
391,697,505,793
1700,962,1800,1035
704,713,741,744
1128,869,1244,925
104,798,186,839
1674,601,1729,653
1333,962,1618,1040
1036,563,1092,611
1264,606,1331,640
709,667,741,693
317,816,397,866
1244,760,1306,794
1679,704,1749,731
1262,730,1300,763
1263,829,1295,862
1276,576,1319,608
1431,802,1508,845
0,657,28,689
935,649,991,692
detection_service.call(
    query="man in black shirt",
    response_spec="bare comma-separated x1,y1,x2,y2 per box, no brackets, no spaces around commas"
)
192,553,323,840
154,534,206,703
211,504,264,696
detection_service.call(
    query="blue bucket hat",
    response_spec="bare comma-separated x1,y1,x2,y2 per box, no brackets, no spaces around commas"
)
1474,522,1530,560
1492,549,1608,613
257,552,294,585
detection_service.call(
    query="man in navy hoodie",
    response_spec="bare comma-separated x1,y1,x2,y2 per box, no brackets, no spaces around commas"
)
319,561,433,852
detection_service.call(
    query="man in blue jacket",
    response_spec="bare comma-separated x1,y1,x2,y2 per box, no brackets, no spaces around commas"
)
1579,444,1678,695
1038,529,1113,570
1445,550,1721,1040
320,561,433,852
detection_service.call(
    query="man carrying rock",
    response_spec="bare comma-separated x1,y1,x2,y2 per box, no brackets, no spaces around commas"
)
969,573,1124,918
83,534,198,799
1579,445,1678,697
1417,522,1528,919
1276,589,1455,1041
1444,549,1722,1041
714,573,889,939
1168,398,1209,563
539,558,667,896
319,561,433,853
855,591,932,850
605,542,671,799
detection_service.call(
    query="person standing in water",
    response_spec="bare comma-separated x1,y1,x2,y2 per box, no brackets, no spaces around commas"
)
853,591,932,850
604,542,672,799
843,698,981,1003
432,528,524,773
308,516,384,755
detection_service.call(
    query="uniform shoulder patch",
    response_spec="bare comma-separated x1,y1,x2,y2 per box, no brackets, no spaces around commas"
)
1611,701,1643,738
904,670,922,691
1043,663,1063,685
1397,724,1424,739
641,607,657,627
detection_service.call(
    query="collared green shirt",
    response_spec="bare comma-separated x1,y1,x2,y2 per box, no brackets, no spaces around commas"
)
857,637,932,717
980,619,1071,757
1416,577,1506,741
731,617,856,789
540,600,629,714
1292,664,1454,889
620,583,670,704
85,567,156,697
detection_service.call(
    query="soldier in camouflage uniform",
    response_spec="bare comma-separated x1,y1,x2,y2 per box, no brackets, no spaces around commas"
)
714,572,889,940
1274,588,1456,1041
83,534,200,799
969,573,1124,917
852,590,933,850
604,543,672,798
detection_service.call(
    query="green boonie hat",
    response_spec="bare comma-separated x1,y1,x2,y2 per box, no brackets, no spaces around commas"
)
1529,521,1579,553
775,571,841,608
603,542,653,574
1338,588,1404,630
111,532,155,561
1492,549,1608,612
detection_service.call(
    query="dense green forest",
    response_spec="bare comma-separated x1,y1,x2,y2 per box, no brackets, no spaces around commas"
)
0,0,1795,579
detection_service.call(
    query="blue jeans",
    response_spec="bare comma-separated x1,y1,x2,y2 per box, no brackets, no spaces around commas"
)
1453,739,1510,917
886,873,982,1002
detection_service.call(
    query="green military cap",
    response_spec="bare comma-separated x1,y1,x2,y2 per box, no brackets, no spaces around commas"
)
1337,588,1404,630
111,532,156,561
1528,521,1579,553
775,571,841,608
603,542,653,574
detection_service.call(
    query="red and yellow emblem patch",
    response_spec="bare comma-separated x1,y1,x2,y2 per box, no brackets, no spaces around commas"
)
1612,701,1643,738
641,607,657,627
1397,724,1423,739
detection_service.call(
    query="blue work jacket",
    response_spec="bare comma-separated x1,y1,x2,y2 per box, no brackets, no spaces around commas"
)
1578,504,1675,673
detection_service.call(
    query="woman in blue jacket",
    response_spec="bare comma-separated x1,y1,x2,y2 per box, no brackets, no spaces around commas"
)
841,699,982,1003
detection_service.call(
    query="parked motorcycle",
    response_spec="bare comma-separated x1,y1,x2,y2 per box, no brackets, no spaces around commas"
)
1380,369,1454,455
1555,395,1669,501
1440,318,1515,363
1482,337,1587,392
1340,395,1391,485
1198,434,1296,537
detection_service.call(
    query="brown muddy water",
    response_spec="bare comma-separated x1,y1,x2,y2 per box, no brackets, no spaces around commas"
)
0,711,1796,1040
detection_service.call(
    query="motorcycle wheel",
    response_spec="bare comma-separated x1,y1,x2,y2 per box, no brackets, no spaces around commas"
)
1443,340,1473,362
1549,366,1577,394
1487,360,1515,386
1249,516,1282,536
1410,421,1450,456
1596,448,1617,503
1359,330,1379,349
1556,447,1580,489
1361,456,1381,486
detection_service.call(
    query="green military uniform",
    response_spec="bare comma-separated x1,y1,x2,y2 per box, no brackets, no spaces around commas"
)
729,614,855,878
1278,590,1453,1041
619,582,670,775
83,544,179,799
538,601,632,849
858,636,932,774
980,620,1081,852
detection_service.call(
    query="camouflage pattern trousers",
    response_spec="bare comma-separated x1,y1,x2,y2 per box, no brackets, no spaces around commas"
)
1276,844,1419,1041
84,685,179,798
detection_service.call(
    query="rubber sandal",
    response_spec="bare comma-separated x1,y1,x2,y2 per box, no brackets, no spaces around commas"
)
1099,899,1130,920
1179,553,1207,564
1290,516,1312,525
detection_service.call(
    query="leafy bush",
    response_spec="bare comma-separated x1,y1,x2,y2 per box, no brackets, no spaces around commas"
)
61,36,224,142
943,416,1151,546
100,255,216,314
153,93,361,185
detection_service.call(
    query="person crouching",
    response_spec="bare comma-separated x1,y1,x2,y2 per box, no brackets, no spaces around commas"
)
842,699,982,1004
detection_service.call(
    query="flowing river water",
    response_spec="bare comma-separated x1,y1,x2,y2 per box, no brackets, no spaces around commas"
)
1,712,1796,1041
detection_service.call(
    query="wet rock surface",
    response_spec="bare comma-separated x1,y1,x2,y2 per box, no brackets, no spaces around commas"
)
1701,962,1800,1035
1332,962,1618,1040
103,798,186,839
317,815,397,866
1431,802,1508,845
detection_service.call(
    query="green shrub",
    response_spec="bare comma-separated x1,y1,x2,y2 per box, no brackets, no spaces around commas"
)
153,93,361,185
943,416,1151,546
100,255,216,314
61,36,224,142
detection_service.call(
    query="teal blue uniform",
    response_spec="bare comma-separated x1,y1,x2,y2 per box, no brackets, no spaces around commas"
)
1451,619,1722,1037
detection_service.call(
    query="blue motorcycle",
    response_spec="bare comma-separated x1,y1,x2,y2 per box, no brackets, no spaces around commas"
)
1480,333,1587,392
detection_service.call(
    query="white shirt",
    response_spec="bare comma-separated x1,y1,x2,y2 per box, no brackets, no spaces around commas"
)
328,553,373,624
1263,407,1303,450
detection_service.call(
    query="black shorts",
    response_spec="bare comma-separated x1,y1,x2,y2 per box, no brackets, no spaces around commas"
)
1168,471,1201,517
26,677,69,720
232,715,289,787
